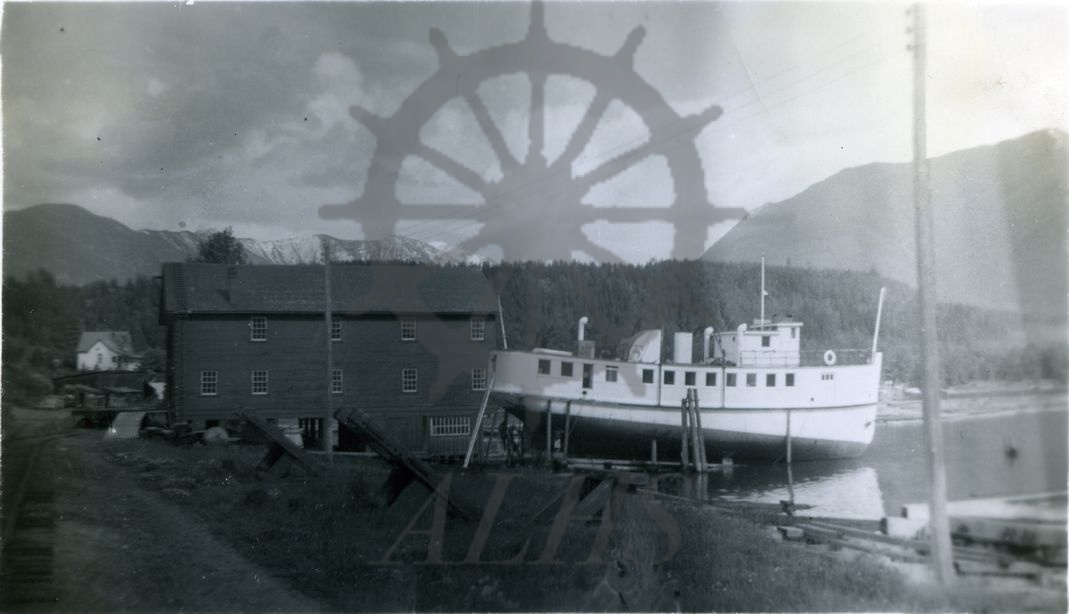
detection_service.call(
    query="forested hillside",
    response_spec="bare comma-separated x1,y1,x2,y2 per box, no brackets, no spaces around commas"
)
486,260,1064,385
3,261,1064,406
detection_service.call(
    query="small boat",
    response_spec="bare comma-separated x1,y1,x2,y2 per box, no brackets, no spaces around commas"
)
489,261,886,462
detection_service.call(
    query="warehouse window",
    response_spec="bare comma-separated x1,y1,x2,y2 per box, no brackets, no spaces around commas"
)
726,373,737,387
642,369,654,384
331,369,343,395
605,366,619,383
766,373,776,387
684,371,696,386
402,368,418,393
663,370,675,385
786,373,795,387
761,336,770,347
705,372,717,387
430,416,471,437
537,359,551,375
250,317,267,341
560,362,574,377
251,370,269,395
401,317,416,341
746,373,757,387
472,367,488,391
200,371,218,396
470,316,485,341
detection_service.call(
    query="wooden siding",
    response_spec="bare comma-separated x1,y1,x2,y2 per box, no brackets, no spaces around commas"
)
171,313,496,447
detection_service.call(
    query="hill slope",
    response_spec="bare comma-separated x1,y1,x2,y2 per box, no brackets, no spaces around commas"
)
703,130,1067,320
2,204,479,285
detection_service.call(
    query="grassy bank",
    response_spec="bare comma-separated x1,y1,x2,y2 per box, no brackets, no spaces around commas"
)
94,435,1062,611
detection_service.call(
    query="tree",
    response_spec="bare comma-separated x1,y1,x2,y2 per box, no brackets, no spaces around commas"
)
191,227,247,265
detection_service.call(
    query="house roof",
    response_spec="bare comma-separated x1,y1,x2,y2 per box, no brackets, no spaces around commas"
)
161,263,498,316
77,331,138,355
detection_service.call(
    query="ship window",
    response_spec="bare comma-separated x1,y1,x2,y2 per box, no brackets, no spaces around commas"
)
786,373,795,386
560,362,574,377
766,373,776,387
642,369,654,384
705,372,717,386
684,371,696,386
605,366,619,383
331,369,343,394
822,373,835,381
331,319,342,341
746,373,757,387
791,328,796,339
663,370,675,385
537,359,551,375
726,373,737,387
761,336,770,347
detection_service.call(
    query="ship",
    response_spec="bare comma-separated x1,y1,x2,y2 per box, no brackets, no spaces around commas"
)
488,263,886,462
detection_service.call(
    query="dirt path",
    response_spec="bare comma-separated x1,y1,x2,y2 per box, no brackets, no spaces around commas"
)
30,427,319,612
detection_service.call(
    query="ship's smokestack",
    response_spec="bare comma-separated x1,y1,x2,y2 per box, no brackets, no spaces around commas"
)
703,327,715,361
577,316,589,341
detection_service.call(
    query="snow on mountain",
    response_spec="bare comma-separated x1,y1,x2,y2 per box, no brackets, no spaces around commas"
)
4,204,486,285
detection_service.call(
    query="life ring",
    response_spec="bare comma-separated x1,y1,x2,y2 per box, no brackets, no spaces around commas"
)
823,350,837,366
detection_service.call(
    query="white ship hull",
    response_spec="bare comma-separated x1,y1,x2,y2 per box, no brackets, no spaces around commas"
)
489,348,882,461
493,392,876,460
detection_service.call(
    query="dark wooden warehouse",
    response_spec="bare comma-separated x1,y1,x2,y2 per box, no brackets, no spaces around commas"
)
159,262,499,455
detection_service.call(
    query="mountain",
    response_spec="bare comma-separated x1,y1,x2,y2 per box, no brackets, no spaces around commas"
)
703,130,1067,320
2,204,483,285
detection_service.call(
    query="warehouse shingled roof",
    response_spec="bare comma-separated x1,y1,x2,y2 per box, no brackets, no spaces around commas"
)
160,263,498,315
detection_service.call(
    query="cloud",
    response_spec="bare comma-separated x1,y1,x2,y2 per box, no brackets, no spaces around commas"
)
3,1,1065,263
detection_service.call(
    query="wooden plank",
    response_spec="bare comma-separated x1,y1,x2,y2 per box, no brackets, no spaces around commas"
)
572,479,616,520
948,517,1066,549
801,521,1007,564
463,374,494,468
902,492,1067,523
336,407,474,520
239,413,320,476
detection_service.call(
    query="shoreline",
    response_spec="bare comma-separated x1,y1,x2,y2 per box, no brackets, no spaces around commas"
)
3,414,1064,611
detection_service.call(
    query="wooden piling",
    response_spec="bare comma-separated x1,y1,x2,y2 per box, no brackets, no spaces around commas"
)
545,400,553,467
691,389,708,472
650,439,657,464
786,407,793,464
563,400,572,463
691,392,704,472
680,397,690,473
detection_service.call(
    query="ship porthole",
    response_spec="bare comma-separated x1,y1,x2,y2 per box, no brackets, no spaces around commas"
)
823,350,837,366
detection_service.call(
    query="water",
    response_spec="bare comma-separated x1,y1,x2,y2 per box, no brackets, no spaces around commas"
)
680,391,1068,519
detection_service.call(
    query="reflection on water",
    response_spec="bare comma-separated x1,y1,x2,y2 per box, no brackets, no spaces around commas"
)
718,466,885,519
660,398,1067,520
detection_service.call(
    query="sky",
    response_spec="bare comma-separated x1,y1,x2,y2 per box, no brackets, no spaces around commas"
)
3,1,1066,262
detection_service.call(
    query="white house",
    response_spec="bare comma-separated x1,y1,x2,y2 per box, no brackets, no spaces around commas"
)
77,331,142,371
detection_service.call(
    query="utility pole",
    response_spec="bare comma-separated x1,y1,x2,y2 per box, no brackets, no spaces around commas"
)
323,239,334,459
911,3,954,583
